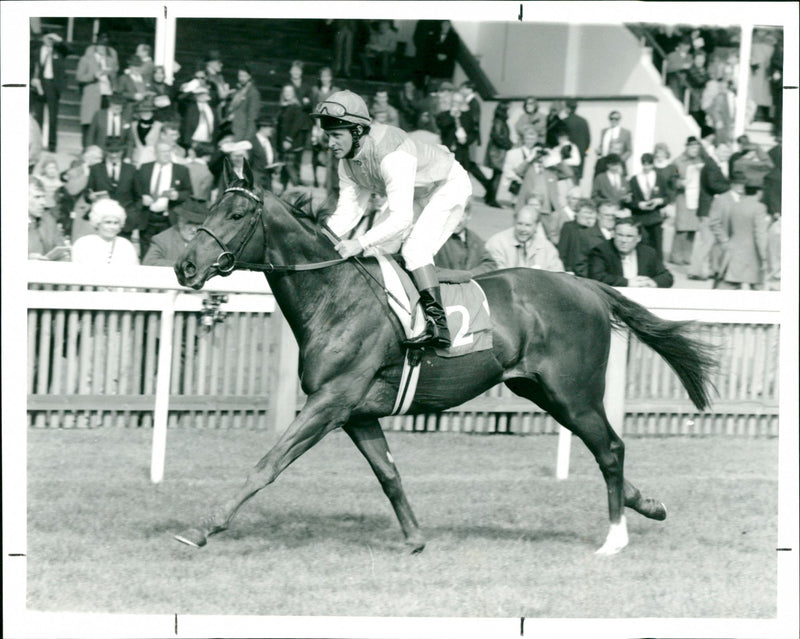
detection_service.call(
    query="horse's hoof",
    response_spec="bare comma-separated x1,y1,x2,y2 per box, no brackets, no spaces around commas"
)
594,541,626,556
651,502,667,521
174,528,207,548
406,536,426,555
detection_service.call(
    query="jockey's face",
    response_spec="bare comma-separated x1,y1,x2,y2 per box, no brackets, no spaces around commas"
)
327,129,354,159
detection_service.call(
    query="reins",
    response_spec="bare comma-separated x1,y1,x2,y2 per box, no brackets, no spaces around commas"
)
199,185,411,315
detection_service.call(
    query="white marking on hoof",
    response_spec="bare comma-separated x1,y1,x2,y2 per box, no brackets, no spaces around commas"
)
595,515,629,556
174,533,202,548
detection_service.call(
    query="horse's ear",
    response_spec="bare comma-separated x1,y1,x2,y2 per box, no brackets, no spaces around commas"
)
221,157,237,191
242,157,254,189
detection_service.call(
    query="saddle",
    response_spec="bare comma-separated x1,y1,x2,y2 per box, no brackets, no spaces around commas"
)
375,255,492,359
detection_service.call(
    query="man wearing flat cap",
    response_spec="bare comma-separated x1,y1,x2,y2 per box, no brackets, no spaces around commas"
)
143,197,209,266
30,32,69,151
87,137,139,239
86,93,130,150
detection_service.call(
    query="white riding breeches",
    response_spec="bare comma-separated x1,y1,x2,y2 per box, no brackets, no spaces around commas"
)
401,161,472,271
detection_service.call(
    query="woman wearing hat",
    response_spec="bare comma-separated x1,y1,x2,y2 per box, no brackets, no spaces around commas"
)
311,90,472,348
71,198,139,266
222,65,261,142
126,97,162,167
75,33,119,148
118,54,150,120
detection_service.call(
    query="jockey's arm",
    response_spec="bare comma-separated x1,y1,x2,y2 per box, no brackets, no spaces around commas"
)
326,169,371,238
356,150,417,251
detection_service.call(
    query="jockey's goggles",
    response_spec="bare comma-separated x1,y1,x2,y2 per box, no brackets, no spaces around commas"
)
312,101,371,125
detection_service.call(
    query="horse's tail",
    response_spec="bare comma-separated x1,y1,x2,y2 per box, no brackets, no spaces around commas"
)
585,280,718,410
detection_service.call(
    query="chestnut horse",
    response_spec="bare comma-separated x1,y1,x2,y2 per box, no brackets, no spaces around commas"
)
173,161,716,555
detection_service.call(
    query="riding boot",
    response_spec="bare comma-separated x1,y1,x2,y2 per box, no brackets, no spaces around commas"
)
404,265,451,348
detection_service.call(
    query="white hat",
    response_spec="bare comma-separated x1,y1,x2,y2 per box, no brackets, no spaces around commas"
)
153,95,171,108
220,140,253,154
43,33,63,42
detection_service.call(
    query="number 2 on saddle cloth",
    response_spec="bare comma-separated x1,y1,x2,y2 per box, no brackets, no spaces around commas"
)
374,255,497,416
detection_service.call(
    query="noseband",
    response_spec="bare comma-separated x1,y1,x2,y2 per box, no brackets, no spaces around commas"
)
195,186,266,275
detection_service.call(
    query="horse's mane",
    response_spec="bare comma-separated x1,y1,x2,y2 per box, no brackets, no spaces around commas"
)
280,188,336,227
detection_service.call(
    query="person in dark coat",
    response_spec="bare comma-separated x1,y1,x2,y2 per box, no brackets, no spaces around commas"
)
276,84,312,190
249,114,279,192
434,200,497,276
86,137,139,239
483,101,513,208
435,92,491,197
588,218,674,288
762,143,781,216
30,32,70,151
558,198,603,275
86,93,131,151
142,197,209,266
427,20,459,81
629,153,670,261
561,100,591,182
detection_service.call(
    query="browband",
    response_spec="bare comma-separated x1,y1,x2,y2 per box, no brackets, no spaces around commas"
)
224,186,261,203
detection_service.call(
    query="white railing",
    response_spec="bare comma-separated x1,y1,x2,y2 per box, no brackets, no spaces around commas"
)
26,262,783,482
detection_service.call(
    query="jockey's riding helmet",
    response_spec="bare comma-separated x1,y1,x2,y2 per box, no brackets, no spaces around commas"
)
311,90,372,131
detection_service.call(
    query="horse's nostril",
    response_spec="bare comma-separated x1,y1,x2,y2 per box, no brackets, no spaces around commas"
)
183,260,197,277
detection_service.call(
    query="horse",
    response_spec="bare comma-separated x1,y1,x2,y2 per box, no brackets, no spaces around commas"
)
173,160,717,555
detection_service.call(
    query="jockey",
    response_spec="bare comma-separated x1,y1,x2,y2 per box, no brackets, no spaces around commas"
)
311,90,472,348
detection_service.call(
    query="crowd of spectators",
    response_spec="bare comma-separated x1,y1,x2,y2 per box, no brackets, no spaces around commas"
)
27,20,782,292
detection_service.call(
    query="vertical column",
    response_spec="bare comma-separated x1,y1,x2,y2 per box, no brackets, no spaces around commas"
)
563,23,581,96
605,328,629,435
154,7,178,84
632,98,658,175
150,290,178,484
735,23,754,139
267,308,300,434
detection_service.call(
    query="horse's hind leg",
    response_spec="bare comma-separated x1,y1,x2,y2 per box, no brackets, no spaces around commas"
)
505,376,664,554
343,419,426,553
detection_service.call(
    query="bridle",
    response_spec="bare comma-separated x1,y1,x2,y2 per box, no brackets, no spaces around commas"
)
195,184,412,316
196,186,347,275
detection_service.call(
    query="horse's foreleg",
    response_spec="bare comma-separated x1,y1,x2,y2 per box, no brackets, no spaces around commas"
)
175,392,348,548
343,419,426,554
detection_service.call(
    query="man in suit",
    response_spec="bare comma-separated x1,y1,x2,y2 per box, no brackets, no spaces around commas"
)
142,197,209,266
135,141,192,258
485,204,564,272
86,137,139,240
571,200,617,277
598,111,632,165
712,179,769,290
180,85,217,151
434,199,497,276
30,32,69,151
561,100,591,182
708,171,747,284
593,139,630,178
588,218,674,288
86,93,131,151
629,153,669,261
249,115,279,192
592,153,632,208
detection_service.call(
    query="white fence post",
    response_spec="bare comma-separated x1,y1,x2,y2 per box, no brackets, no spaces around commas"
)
150,291,178,484
267,308,300,434
555,426,572,480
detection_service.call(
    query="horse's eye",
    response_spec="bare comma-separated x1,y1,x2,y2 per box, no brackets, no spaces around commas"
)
230,212,245,220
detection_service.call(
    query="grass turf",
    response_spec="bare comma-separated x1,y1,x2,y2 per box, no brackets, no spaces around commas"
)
26,427,777,618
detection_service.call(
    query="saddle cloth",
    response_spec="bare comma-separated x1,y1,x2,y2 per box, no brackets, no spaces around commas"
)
375,255,492,358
